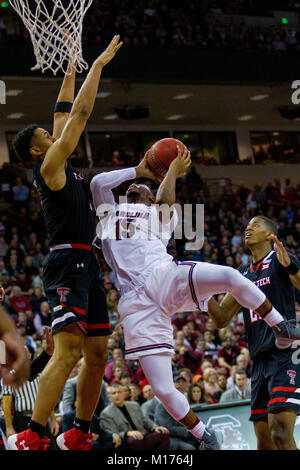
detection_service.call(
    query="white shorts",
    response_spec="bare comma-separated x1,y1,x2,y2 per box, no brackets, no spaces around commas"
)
118,260,209,360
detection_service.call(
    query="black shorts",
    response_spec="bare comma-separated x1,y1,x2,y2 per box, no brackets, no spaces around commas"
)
250,347,300,422
42,248,111,337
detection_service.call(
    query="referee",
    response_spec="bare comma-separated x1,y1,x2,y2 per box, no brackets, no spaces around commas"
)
2,327,59,449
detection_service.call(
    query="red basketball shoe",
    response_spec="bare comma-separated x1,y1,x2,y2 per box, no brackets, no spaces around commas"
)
56,427,93,450
7,429,50,450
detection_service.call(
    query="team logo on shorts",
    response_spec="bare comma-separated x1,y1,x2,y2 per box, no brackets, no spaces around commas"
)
287,369,296,385
57,287,70,302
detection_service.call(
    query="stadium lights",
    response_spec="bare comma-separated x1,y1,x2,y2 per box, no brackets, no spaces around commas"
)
6,89,23,96
238,115,255,121
166,114,185,120
173,93,194,100
250,94,269,101
103,114,118,120
7,113,25,119
96,92,111,98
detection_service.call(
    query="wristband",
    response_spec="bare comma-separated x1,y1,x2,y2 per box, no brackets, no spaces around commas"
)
54,101,73,113
286,259,299,276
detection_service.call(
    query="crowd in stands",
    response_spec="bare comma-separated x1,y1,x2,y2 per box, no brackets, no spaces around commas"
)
1,0,300,54
0,161,300,449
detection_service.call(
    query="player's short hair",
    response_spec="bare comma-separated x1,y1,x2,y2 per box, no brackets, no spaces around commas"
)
13,124,39,162
255,216,278,235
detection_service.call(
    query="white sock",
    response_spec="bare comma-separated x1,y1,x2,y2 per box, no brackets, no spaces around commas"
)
188,420,206,440
263,307,284,327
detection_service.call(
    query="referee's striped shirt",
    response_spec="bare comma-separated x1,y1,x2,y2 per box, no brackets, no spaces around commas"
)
1,377,40,412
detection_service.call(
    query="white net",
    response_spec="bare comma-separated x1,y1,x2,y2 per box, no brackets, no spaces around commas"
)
9,0,93,75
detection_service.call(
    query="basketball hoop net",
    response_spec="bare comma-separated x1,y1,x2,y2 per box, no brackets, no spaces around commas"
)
9,0,93,75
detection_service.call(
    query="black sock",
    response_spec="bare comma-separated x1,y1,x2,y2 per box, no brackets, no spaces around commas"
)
28,420,45,439
73,417,91,434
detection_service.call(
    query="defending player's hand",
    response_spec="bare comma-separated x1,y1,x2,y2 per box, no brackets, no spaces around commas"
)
135,151,158,180
0,331,30,387
96,35,123,67
169,146,191,178
269,234,291,268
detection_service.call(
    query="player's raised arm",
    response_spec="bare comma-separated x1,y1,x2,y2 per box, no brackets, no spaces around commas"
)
52,63,76,140
155,146,191,207
41,36,123,183
207,294,242,329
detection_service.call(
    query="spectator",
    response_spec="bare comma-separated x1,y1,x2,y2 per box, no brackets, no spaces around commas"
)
104,349,134,382
8,285,32,317
236,353,251,378
15,310,36,337
120,372,132,386
203,368,220,403
217,332,248,371
220,369,251,402
186,309,207,333
110,364,125,385
33,301,51,335
141,385,160,421
29,286,47,314
172,311,187,331
100,384,170,451
129,383,145,405
187,383,205,405
32,266,44,289
12,177,29,208
106,288,119,327
203,330,221,361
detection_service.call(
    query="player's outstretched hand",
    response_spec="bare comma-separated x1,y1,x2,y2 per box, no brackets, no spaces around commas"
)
135,151,158,180
95,35,123,67
169,146,191,178
269,234,291,267
0,331,30,387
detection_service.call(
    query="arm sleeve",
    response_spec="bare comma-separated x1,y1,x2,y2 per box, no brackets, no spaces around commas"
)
90,168,137,215
29,350,51,381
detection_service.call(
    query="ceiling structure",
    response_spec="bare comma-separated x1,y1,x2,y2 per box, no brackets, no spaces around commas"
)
0,76,299,130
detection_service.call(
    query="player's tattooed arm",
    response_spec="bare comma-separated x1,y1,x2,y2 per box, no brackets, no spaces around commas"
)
270,234,300,290
207,294,241,328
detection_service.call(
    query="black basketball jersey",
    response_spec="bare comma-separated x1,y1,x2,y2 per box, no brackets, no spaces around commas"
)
238,250,300,359
32,161,96,246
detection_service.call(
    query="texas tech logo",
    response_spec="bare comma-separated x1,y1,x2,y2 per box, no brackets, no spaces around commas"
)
287,370,296,385
57,287,70,302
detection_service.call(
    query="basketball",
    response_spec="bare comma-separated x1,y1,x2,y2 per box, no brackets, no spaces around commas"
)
146,138,187,181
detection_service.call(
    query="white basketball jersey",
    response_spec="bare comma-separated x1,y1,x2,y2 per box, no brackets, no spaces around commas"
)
99,202,178,293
